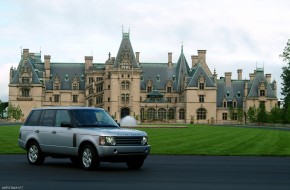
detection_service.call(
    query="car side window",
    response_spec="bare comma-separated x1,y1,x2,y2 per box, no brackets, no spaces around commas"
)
40,110,56,126
25,110,42,126
55,110,71,127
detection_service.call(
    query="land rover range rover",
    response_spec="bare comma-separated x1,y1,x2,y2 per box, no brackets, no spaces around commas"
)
18,107,150,170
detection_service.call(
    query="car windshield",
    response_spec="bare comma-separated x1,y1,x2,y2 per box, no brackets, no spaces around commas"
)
71,109,119,128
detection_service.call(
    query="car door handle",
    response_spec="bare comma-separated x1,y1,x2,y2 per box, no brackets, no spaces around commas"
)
35,130,39,133
52,131,56,134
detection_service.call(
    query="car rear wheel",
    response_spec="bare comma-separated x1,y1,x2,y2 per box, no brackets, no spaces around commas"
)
126,158,144,170
27,142,45,165
81,145,99,170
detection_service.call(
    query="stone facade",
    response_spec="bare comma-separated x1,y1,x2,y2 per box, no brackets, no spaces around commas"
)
9,32,278,124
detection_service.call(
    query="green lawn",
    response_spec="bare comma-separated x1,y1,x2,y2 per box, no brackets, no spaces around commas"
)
1,125,290,156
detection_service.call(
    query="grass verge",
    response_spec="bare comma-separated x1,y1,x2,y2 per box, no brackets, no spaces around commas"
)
1,125,290,156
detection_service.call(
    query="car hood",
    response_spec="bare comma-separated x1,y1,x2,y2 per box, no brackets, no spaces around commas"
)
76,127,147,136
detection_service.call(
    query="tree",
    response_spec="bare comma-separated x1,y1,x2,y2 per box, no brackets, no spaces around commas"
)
280,39,290,123
256,102,268,125
237,107,244,123
247,105,257,123
268,106,283,123
7,103,23,121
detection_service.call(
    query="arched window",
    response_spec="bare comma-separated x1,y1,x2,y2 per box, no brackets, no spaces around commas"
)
179,108,185,119
158,108,166,120
140,108,145,121
168,108,175,120
147,108,156,121
197,108,207,120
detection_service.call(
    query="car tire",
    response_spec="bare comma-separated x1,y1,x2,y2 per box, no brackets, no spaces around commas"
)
126,158,144,170
81,145,100,171
27,142,45,165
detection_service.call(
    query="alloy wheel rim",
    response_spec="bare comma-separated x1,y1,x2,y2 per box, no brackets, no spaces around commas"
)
82,148,92,168
29,145,38,163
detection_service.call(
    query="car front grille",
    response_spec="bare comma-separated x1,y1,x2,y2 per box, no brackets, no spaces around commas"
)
115,136,143,146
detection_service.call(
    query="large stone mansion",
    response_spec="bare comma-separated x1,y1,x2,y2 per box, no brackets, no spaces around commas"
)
9,32,278,124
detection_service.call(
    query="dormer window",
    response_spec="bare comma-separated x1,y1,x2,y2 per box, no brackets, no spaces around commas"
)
22,77,30,84
260,90,265,96
199,82,204,90
65,74,69,81
141,74,144,81
72,83,78,90
172,75,176,82
226,91,230,97
237,91,241,98
198,76,205,90
157,74,160,82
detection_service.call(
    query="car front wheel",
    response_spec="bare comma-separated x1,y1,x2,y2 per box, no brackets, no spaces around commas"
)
81,145,99,170
27,142,45,165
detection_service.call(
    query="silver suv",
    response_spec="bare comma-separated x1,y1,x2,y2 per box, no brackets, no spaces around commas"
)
18,107,150,170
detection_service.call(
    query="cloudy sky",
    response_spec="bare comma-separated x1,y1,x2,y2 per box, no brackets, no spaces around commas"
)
1,0,289,102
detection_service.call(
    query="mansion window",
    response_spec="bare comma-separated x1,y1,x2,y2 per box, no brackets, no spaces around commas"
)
147,86,152,92
168,108,175,120
197,108,207,120
222,113,228,120
121,81,130,89
89,88,94,95
233,101,237,108
260,90,265,96
199,95,205,103
158,108,166,120
22,89,29,97
166,97,172,103
22,77,30,84
96,95,103,104
89,77,94,84
223,101,227,108
122,94,130,103
54,95,60,102
54,84,60,90
96,77,103,82
96,83,103,93
72,83,78,90
167,86,172,93
179,109,185,120
72,95,78,103
199,82,204,90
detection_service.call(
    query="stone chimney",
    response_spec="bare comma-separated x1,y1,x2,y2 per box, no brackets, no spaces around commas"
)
225,72,232,86
265,74,271,83
191,55,198,67
85,56,93,71
44,55,51,79
249,73,255,81
168,52,172,67
135,52,140,64
22,49,29,60
237,69,242,80
273,80,277,96
197,50,206,62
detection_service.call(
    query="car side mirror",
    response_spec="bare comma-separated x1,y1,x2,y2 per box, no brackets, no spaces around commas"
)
61,122,72,128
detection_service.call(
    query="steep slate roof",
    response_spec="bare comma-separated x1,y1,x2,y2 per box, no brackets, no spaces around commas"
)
45,63,85,90
176,48,190,91
140,63,177,91
113,32,138,68
247,69,277,98
187,65,215,88
216,79,245,107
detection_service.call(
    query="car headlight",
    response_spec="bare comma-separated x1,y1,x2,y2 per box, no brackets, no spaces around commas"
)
141,136,148,145
99,136,116,146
